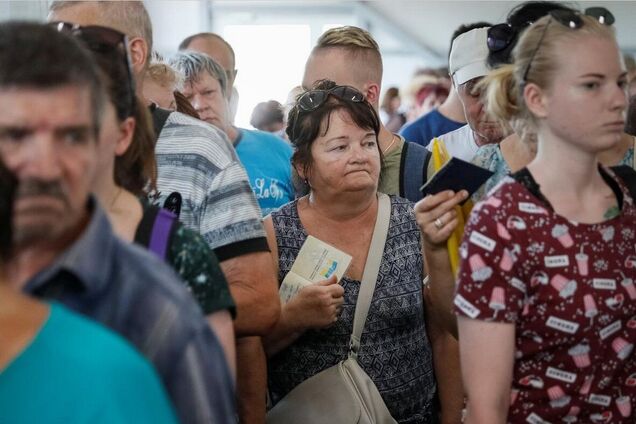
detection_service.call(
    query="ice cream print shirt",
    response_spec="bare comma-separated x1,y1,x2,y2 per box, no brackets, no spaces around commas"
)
454,169,636,423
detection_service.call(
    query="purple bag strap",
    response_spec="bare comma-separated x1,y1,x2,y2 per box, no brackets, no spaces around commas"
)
148,208,176,260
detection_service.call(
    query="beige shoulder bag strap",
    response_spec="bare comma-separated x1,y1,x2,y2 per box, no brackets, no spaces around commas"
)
349,193,391,360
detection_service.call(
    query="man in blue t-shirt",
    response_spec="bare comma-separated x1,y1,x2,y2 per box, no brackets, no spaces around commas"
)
399,22,492,146
171,51,294,216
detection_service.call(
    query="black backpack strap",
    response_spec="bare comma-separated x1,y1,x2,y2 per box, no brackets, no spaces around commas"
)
134,205,178,261
610,165,636,201
150,104,173,139
400,141,432,202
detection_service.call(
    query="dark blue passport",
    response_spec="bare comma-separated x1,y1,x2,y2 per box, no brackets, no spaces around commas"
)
420,157,494,199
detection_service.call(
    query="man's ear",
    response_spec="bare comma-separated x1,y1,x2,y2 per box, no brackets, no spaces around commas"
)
128,37,148,79
364,82,381,105
114,117,136,157
523,82,548,119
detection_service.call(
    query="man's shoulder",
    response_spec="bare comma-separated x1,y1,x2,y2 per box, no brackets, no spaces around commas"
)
157,112,237,166
240,128,292,153
437,123,472,141
111,237,204,313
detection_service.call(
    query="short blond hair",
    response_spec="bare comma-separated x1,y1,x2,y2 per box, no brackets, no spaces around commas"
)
50,1,153,64
314,26,383,84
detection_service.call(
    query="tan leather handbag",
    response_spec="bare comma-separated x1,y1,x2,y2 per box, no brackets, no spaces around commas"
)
267,193,397,424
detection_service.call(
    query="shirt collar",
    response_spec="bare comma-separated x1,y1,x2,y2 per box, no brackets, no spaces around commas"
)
24,197,116,295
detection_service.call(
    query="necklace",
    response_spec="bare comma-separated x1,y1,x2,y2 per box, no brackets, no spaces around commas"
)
382,134,398,155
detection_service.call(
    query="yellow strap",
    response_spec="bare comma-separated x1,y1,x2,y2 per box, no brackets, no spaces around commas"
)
430,138,473,276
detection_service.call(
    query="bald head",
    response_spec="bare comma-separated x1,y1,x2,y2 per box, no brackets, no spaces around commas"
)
179,33,237,90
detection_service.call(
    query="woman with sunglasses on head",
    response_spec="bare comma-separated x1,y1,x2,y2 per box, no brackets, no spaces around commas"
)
263,79,439,423
471,3,635,202
55,23,238,376
0,158,177,423
453,10,636,423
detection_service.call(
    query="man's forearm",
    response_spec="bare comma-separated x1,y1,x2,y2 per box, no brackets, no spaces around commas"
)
220,251,281,337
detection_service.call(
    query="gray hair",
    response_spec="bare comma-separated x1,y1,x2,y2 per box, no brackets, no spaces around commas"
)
49,1,153,65
170,51,228,98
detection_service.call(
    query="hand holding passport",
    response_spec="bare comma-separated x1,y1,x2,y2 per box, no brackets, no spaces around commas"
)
420,156,494,202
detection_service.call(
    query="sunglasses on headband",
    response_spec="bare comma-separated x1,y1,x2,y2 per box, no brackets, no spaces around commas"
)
51,22,137,118
522,7,615,84
487,7,615,53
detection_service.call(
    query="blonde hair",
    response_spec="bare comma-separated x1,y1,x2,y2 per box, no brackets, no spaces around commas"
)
482,14,616,139
314,26,383,84
147,61,184,92
50,1,153,64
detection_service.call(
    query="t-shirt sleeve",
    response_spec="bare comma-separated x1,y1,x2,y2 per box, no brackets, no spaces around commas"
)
199,159,267,252
168,225,237,317
399,121,422,145
454,202,526,323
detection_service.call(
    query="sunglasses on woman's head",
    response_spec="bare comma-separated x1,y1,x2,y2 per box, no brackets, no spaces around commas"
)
50,22,136,117
488,7,615,54
522,7,615,84
296,85,365,112
290,85,366,142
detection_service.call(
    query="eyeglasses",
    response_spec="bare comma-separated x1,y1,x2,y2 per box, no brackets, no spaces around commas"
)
522,7,615,84
290,85,366,141
51,22,136,118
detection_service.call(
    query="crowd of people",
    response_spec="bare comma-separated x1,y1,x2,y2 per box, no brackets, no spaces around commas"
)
0,1,635,423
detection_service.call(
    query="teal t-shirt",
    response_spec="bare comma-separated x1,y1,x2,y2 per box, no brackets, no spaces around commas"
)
0,303,177,424
235,128,294,216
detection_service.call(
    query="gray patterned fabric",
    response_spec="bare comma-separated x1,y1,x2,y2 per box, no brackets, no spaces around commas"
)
153,111,266,252
268,196,437,423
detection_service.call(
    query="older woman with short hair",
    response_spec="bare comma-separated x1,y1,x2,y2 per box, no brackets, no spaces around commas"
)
263,79,439,423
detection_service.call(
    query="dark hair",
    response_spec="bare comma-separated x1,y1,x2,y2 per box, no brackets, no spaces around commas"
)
91,46,157,195
488,1,575,68
0,158,15,262
626,95,636,137
174,90,200,119
250,100,284,131
114,98,157,195
381,87,400,111
449,21,492,61
286,79,381,191
0,21,106,136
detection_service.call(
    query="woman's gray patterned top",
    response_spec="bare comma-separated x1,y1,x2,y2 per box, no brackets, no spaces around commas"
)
268,196,437,424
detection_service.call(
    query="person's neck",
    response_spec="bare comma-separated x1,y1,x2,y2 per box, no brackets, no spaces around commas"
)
378,125,398,154
597,132,633,167
306,189,377,222
437,89,467,123
228,125,240,144
6,213,90,291
93,175,142,243
528,131,604,196
500,133,536,173
473,128,502,148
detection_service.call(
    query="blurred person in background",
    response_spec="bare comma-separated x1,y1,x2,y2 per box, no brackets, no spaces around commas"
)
250,100,286,138
379,86,406,132
399,23,491,147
